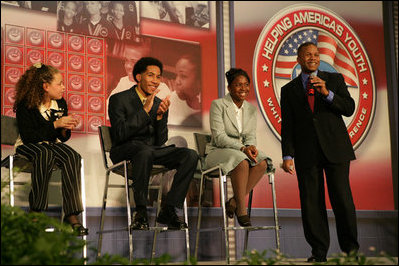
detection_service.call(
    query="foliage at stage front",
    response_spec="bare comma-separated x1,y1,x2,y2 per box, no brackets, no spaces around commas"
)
239,249,397,265
1,203,86,265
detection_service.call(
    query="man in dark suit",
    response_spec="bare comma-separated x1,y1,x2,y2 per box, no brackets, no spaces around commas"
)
280,42,359,262
108,57,198,230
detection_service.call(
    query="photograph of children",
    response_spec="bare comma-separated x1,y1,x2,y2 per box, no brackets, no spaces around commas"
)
106,35,202,127
141,1,210,29
56,1,139,41
1,1,57,13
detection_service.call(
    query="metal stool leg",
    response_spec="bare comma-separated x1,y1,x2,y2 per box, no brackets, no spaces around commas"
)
219,169,230,264
151,175,163,263
244,190,253,252
123,161,134,262
97,170,110,258
269,173,280,251
194,173,205,259
9,155,15,207
80,158,87,262
183,198,190,262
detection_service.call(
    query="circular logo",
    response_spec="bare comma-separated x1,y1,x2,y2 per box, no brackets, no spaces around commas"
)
69,36,83,51
49,32,63,48
28,31,44,46
27,50,43,65
6,68,22,84
100,27,108,37
88,116,102,131
48,52,64,68
7,27,22,43
69,75,83,91
88,38,102,54
69,94,83,110
6,88,16,104
88,57,102,73
253,4,375,150
89,116,103,132
89,97,102,112
6,47,22,63
69,55,83,71
88,77,102,92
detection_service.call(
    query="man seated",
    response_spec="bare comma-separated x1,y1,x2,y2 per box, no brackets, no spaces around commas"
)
108,57,198,230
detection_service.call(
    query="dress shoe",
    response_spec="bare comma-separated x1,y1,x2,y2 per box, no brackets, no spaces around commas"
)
307,255,327,262
157,205,188,230
63,216,89,236
131,211,149,230
225,198,236,219
71,223,89,236
236,214,252,227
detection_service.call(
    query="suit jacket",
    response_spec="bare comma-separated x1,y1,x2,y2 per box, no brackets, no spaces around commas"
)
108,85,168,160
206,93,258,154
16,98,71,144
280,71,356,168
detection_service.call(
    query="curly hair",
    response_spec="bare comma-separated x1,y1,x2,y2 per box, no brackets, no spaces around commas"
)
13,64,59,111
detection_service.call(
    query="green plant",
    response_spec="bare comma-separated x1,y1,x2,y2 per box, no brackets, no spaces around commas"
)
239,249,290,265
1,203,86,265
322,249,397,265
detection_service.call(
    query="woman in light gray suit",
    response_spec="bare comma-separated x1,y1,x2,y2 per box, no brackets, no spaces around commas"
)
205,68,271,226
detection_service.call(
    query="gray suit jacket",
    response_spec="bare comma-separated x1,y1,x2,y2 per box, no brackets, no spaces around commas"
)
205,93,269,174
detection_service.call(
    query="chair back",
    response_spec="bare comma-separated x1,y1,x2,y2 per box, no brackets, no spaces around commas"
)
1,115,19,145
193,132,212,165
98,125,113,169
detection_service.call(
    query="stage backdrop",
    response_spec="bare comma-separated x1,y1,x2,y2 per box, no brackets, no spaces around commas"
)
1,1,217,207
233,1,394,210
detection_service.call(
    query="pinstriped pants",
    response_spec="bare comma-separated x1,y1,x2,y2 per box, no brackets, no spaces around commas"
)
16,142,83,217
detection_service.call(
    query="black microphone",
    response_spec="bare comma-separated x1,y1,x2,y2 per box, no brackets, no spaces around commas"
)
308,72,316,96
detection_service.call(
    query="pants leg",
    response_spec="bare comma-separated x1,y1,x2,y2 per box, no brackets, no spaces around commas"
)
296,164,330,257
16,143,56,212
154,147,198,208
324,161,359,253
129,147,155,206
50,143,83,217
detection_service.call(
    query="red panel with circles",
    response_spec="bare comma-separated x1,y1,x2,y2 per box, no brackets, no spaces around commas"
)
2,25,106,134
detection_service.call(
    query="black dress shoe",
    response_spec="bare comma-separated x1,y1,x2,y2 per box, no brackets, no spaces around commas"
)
236,214,252,227
307,255,327,262
156,205,188,230
131,212,149,230
71,223,89,236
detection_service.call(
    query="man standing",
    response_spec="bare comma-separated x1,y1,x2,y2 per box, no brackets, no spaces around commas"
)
280,42,359,262
108,57,198,230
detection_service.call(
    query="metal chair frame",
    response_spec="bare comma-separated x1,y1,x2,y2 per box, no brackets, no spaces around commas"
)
193,133,280,264
96,125,190,262
1,115,87,259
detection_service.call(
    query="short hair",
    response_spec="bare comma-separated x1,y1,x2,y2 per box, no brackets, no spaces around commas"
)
297,42,317,57
225,68,250,87
132,57,163,83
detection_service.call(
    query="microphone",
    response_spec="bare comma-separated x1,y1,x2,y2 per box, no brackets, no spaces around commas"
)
308,72,316,96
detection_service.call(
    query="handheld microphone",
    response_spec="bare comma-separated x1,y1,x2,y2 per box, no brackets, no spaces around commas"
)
308,72,316,96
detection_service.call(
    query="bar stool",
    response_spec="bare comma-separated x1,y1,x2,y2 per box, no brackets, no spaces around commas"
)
97,125,190,262
193,132,280,264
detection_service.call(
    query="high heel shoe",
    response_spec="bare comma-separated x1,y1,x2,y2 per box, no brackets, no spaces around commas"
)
236,214,252,227
225,198,236,219
64,216,89,236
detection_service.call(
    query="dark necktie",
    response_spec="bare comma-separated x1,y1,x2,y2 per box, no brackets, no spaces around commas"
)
307,77,315,112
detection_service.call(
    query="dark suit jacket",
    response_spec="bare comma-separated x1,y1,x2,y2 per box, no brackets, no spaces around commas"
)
16,98,71,144
108,85,169,162
281,71,356,168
